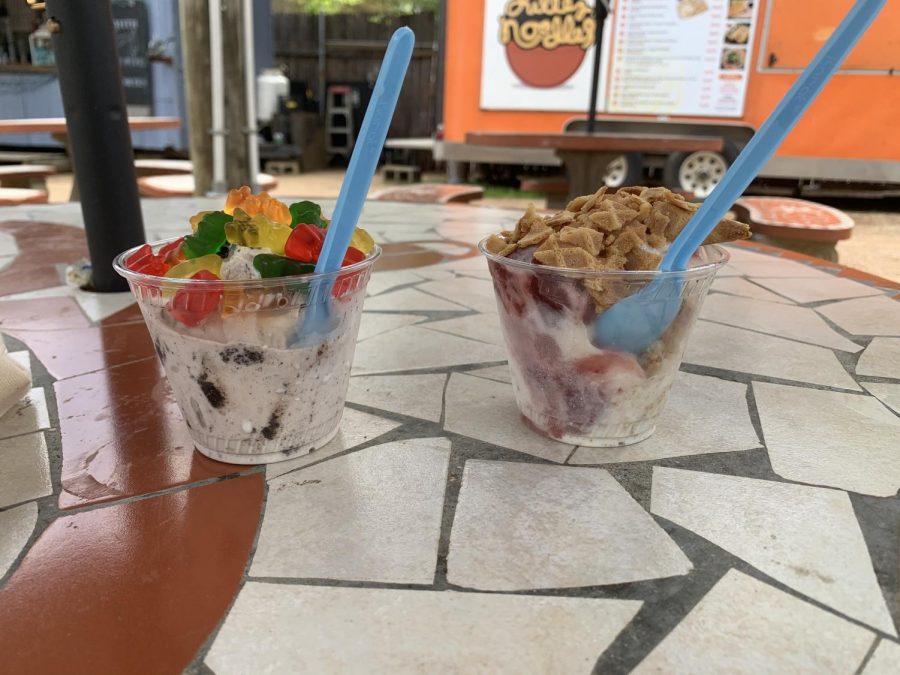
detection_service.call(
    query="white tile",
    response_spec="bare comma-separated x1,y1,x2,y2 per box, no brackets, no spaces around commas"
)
356,312,423,342
253,438,450,584
72,289,134,323
651,467,897,635
422,312,504,346
346,373,446,423
753,276,883,304
365,270,426,297
570,372,759,465
0,500,37,577
415,241,475,256
720,257,835,278
466,364,513,384
207,583,641,675
861,383,900,416
456,268,494,281
7,351,31,380
444,373,573,463
857,338,900,379
265,407,402,480
352,326,507,375
411,267,456,281
711,277,794,304
817,295,900,337
633,569,875,675
418,277,498,313
0,231,17,257
0,432,51,509
684,321,861,391
754,382,900,498
448,461,691,591
0,387,51,440
361,287,468,312
700,294,862,352
864,640,900,675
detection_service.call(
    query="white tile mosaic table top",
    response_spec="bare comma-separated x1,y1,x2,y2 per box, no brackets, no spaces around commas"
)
2,200,899,673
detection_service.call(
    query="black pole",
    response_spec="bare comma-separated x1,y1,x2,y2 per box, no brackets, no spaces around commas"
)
586,2,607,134
46,0,145,293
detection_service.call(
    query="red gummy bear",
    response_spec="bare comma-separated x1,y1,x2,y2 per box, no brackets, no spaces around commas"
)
167,270,223,327
284,224,325,263
341,246,365,267
126,243,170,276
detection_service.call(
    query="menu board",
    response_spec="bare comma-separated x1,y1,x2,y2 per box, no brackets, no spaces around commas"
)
605,0,759,118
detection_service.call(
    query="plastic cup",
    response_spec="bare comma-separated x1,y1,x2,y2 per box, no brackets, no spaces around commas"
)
480,240,729,447
114,238,380,464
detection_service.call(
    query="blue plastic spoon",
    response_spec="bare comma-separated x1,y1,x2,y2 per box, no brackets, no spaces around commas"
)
591,0,886,353
296,27,415,343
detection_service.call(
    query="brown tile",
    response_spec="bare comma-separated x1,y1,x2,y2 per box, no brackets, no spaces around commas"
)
0,474,263,674
9,321,155,381
99,301,144,326
0,221,88,297
837,267,900,291
55,357,242,508
377,241,478,271
0,296,89,331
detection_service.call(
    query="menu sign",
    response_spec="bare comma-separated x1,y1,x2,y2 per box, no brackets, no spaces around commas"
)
605,0,758,117
480,0,600,111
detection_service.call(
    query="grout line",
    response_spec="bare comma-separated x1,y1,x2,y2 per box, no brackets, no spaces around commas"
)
854,638,882,675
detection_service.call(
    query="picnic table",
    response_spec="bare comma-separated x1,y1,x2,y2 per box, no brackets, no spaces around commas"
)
467,131,724,204
0,198,898,673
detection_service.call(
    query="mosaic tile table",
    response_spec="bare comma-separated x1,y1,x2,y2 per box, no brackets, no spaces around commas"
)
0,199,899,674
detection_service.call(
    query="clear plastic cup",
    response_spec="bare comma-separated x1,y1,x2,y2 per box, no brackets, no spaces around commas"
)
480,240,729,447
114,238,381,464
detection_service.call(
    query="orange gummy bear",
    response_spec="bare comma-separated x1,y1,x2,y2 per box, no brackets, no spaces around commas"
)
223,186,291,226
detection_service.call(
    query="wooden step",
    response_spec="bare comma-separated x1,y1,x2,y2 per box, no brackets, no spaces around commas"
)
138,174,278,198
0,187,49,205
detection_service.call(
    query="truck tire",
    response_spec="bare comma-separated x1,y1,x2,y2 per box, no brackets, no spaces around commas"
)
663,141,738,198
604,152,644,188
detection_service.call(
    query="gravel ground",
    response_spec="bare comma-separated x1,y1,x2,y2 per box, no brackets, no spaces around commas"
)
44,171,900,281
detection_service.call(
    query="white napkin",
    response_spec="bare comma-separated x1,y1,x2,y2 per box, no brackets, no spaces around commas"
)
0,336,30,419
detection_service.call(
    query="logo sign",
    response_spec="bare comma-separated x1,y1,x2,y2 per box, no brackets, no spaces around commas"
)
499,0,595,88
480,0,599,111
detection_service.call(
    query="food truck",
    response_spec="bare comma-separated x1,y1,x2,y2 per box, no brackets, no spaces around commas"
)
441,0,900,197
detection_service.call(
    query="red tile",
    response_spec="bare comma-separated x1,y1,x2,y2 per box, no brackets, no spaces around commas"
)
10,321,155,381
0,474,263,675
837,267,900,291
0,221,88,297
0,296,89,331
99,301,144,326
55,357,242,508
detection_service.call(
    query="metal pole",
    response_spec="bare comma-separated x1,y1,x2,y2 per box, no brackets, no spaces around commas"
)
242,0,260,192
586,1,608,134
317,11,326,118
46,0,145,293
210,0,226,193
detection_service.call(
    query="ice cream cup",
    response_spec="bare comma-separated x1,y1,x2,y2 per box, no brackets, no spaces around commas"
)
480,239,729,447
114,238,381,465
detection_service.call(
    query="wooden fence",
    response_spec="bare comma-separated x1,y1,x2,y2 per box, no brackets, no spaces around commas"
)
272,12,438,139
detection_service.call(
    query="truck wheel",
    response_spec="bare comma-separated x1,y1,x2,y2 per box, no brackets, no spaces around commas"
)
604,152,643,188
663,142,738,198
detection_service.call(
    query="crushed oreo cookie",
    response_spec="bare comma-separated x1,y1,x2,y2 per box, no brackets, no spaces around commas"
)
220,346,265,366
197,372,226,408
261,409,281,440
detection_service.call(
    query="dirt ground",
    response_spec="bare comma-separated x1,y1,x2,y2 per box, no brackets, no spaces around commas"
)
44,170,900,281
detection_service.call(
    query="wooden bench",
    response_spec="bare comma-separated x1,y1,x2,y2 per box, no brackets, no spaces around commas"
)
371,184,484,204
382,164,421,183
0,187,49,205
0,164,56,189
134,159,194,177
733,196,853,262
137,173,278,198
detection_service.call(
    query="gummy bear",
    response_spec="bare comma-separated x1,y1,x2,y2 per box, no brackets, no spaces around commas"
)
349,228,375,254
225,210,292,255
159,237,187,266
165,253,223,279
342,246,365,267
224,186,292,226
167,270,223,327
284,223,325,263
252,253,316,278
181,211,232,259
126,244,169,276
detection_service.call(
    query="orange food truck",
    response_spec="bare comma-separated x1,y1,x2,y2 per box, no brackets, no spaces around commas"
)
440,0,900,197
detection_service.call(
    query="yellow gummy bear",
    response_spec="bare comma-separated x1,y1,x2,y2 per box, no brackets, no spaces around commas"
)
224,186,292,226
165,253,223,279
350,227,375,254
224,210,292,255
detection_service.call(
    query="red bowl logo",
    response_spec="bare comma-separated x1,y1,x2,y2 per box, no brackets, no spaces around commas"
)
499,0,596,89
